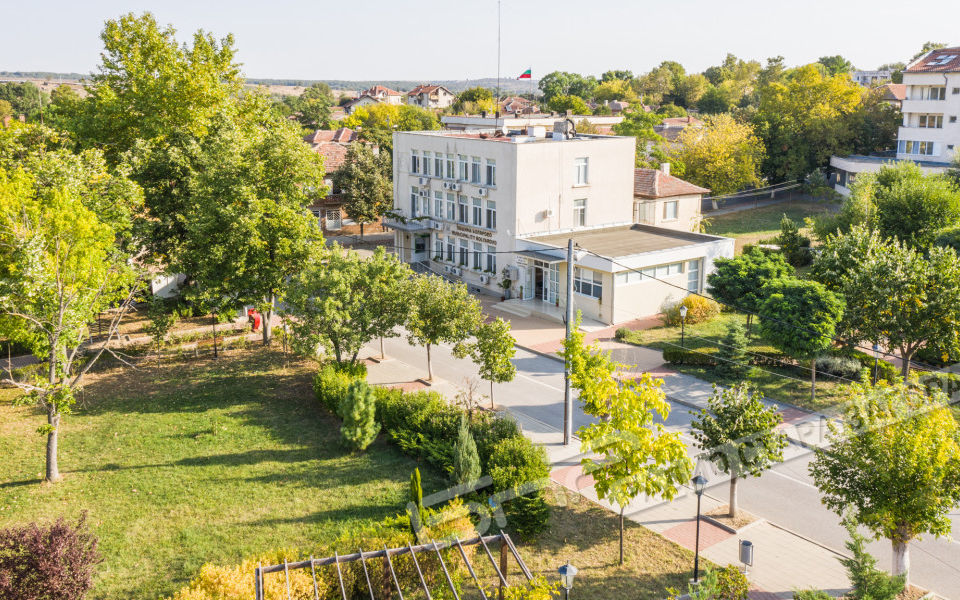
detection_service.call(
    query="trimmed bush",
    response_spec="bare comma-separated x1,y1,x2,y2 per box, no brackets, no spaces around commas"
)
340,381,380,452
0,513,102,600
814,355,863,381
663,347,719,366
663,295,721,326
793,591,832,600
714,564,749,600
313,362,368,417
845,350,899,383
614,327,631,342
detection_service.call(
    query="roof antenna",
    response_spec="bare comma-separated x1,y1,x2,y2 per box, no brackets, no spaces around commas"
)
495,0,501,122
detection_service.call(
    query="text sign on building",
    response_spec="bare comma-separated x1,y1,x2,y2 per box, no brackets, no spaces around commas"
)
454,224,497,245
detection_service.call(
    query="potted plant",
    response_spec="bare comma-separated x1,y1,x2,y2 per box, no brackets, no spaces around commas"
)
499,267,512,301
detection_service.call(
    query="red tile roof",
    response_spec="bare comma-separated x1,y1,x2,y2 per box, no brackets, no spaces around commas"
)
408,84,452,97
906,47,960,73
660,116,704,128
878,83,906,102
364,85,402,97
303,128,359,172
634,168,709,198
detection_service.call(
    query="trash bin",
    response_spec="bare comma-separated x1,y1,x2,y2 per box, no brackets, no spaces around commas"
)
739,540,754,567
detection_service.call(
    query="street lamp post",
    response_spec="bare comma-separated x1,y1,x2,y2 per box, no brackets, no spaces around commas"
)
679,305,688,349
212,310,218,360
558,561,577,600
872,343,880,385
691,474,708,584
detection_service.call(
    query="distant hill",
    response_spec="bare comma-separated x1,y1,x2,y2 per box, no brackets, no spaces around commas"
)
0,72,540,95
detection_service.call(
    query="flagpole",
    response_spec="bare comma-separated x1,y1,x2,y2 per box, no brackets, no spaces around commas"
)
496,0,501,123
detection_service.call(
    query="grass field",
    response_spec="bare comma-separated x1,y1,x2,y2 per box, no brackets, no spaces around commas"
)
1,347,704,600
704,200,835,254
623,312,851,412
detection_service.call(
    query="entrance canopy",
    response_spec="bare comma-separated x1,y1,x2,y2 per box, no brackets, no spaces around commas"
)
514,249,564,263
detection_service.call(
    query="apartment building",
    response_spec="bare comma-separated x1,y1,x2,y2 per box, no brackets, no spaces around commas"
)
385,125,732,325
831,48,958,195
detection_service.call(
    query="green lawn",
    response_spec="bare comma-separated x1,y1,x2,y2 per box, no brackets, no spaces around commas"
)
704,200,835,254
625,313,850,413
0,350,446,600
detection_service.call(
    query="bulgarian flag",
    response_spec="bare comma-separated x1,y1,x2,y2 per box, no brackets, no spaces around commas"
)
517,69,532,79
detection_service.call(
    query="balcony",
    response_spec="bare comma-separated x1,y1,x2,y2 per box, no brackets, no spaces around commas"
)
382,216,430,232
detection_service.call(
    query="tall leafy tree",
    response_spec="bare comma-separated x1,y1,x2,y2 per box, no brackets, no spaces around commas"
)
406,275,483,381
672,113,765,207
818,55,855,76
810,380,960,585
340,380,380,452
758,278,844,401
691,384,787,518
452,416,481,485
334,143,392,240
706,247,792,333
285,245,411,364
454,317,517,405
812,226,960,375
612,111,666,169
0,168,141,483
561,314,692,565
911,42,948,61
546,94,590,115
601,70,634,83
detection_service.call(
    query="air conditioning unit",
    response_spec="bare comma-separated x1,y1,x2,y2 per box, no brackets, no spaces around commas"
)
419,190,429,197
451,267,462,276
477,188,488,197
443,182,452,190
506,266,520,280
450,183,462,192
419,177,430,186
544,208,555,218
443,223,452,231
443,265,452,274
479,274,490,285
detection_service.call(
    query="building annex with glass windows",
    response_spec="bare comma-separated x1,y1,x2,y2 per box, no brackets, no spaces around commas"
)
385,125,733,325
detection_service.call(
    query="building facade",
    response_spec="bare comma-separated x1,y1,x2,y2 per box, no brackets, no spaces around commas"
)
850,70,893,87
385,126,732,325
407,85,455,109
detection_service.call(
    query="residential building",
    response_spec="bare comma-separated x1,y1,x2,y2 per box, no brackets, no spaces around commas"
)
850,70,893,87
343,94,380,115
362,85,404,105
384,124,732,325
499,96,539,115
407,84,455,109
655,115,704,144
877,83,907,110
633,165,709,232
303,127,384,235
831,48,959,195
442,114,624,134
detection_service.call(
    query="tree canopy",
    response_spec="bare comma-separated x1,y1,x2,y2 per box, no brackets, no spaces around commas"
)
333,143,392,239
406,275,483,381
672,113,765,197
706,247,792,331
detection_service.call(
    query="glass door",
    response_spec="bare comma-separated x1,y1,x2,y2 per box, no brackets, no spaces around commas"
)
546,263,560,304
524,268,534,299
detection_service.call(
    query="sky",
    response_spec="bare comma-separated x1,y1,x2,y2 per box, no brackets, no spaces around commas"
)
3,0,959,81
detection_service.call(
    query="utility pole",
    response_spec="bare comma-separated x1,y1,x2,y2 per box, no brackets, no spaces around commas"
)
563,238,575,446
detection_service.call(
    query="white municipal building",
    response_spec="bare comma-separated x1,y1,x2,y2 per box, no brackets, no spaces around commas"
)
385,123,734,325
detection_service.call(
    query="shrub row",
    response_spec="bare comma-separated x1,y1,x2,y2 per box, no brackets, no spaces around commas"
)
314,364,551,539
662,295,721,327
662,347,719,366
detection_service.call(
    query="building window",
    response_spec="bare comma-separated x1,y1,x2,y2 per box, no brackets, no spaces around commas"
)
899,140,936,155
325,209,342,231
410,186,419,216
951,116,957,123
435,235,443,257
954,88,960,95
459,239,468,265
458,195,468,223
919,115,943,128
655,262,684,278
485,200,497,230
687,259,701,293
422,152,431,176
411,151,420,174
485,159,497,186
930,87,946,100
573,267,602,300
471,156,482,183
446,192,456,220
472,197,482,226
573,198,586,227
574,157,589,185
414,235,427,254
446,154,455,179
458,155,468,180
473,242,483,270
663,200,679,220
434,191,443,218
486,244,496,272
434,152,443,177
446,238,454,262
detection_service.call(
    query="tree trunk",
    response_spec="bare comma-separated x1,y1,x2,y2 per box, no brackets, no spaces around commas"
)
900,349,913,378
811,359,817,403
46,408,60,483
380,336,385,360
619,506,625,565
729,475,739,518
426,343,433,381
262,293,275,346
711,199,718,211
360,222,365,241
746,314,753,336
490,379,495,409
892,539,910,586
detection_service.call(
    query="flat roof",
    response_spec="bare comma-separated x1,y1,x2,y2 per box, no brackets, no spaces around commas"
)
398,130,630,144
830,155,949,169
527,225,722,259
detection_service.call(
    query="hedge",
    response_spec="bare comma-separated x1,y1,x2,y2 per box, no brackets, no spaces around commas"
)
663,347,719,366
315,364,551,539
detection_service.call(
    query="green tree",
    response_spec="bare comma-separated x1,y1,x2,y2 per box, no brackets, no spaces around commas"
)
676,74,709,108
340,380,380,452
601,70,634,83
612,110,666,169
0,99,11,118
452,416,481,486
818,55,854,76
547,94,590,115
850,86,901,155
873,162,960,250
285,245,411,364
696,84,735,114
706,247,792,333
561,314,692,565
0,168,141,483
454,317,517,406
410,468,423,513
298,82,335,128
406,275,483,381
758,56,787,87
453,86,495,114
593,80,636,103
144,296,177,368
752,65,864,181
538,71,574,104
334,143,392,240
812,226,960,376
839,517,906,600
810,380,960,584
672,113,765,203
0,82,46,121
758,278,844,401
715,321,749,379
911,42,948,61
691,384,787,517
776,214,812,267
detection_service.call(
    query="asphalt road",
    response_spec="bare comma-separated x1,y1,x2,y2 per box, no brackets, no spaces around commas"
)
371,335,960,597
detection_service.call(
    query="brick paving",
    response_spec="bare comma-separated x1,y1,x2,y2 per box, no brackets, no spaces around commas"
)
661,517,735,551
